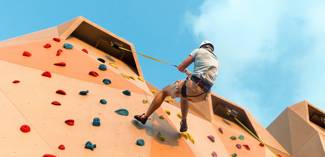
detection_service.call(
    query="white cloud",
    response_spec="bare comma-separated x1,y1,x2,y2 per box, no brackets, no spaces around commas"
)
187,0,325,124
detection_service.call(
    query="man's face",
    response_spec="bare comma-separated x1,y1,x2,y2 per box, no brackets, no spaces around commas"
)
202,44,214,52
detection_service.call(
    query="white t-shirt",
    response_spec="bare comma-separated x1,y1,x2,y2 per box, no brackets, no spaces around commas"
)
190,48,219,84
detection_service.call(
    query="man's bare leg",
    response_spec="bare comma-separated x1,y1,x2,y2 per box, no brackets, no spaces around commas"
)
144,90,168,118
180,97,189,132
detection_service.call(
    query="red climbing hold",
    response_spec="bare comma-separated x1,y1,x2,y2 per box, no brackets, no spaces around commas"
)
42,154,56,157
42,71,52,78
20,125,31,133
82,48,88,54
259,143,265,147
89,71,99,77
54,62,66,67
65,119,74,126
22,51,32,57
56,89,66,95
58,144,65,150
56,49,63,56
243,144,251,151
43,43,51,49
53,37,61,42
236,144,242,149
207,135,215,143
12,80,20,84
51,101,61,106
218,127,223,134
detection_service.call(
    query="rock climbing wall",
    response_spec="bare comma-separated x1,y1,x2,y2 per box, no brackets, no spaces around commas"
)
0,16,292,157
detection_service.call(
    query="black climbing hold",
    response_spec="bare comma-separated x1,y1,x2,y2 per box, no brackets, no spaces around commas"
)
102,79,111,85
85,141,96,151
98,64,107,71
97,58,105,63
92,117,101,126
122,90,131,96
79,90,89,96
99,99,107,105
115,108,129,116
136,139,145,146
63,43,73,49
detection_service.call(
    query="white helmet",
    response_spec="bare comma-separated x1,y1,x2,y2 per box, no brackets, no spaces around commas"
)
200,40,214,50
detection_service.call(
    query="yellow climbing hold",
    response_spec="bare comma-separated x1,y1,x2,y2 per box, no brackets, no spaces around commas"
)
142,99,148,104
164,110,171,115
164,96,174,104
151,89,157,94
138,76,144,82
121,73,136,80
181,132,195,144
109,62,118,69
177,113,182,119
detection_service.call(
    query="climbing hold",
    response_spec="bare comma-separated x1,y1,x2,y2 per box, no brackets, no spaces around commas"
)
230,136,237,140
115,108,129,116
211,152,217,157
138,76,144,82
53,37,61,42
84,141,96,151
63,43,73,49
42,71,52,78
277,154,282,157
218,127,223,134
42,154,56,157
136,139,145,146
231,153,237,157
108,62,118,69
159,115,165,120
22,51,32,57
181,132,195,144
65,119,74,126
56,49,63,56
122,90,131,96
56,89,66,95
54,62,66,67
20,124,31,133
259,143,265,147
177,113,182,119
81,48,88,53
12,80,20,84
99,99,107,105
243,144,250,151
79,90,89,96
222,119,231,125
102,78,111,85
97,58,105,63
236,144,242,149
238,135,244,140
151,89,157,94
207,135,215,143
92,117,101,127
58,144,65,150
165,110,171,115
51,101,61,106
98,64,107,71
89,71,99,77
43,43,51,49
142,99,148,104
157,132,166,142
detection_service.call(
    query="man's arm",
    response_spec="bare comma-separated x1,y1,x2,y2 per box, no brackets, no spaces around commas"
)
177,55,194,72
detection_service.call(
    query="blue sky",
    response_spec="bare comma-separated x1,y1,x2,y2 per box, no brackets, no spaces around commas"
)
1,0,324,126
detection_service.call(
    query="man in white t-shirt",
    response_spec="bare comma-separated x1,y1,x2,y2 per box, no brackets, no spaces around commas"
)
134,41,219,132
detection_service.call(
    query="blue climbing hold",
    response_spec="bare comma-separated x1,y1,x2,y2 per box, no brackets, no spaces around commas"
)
102,79,111,85
98,64,107,71
136,139,145,146
85,141,96,151
92,117,101,126
100,99,107,105
79,90,89,96
122,90,131,96
63,43,73,49
115,108,129,116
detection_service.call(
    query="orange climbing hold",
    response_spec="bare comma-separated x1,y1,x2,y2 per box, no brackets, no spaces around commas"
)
53,37,61,42
58,144,65,150
20,124,31,133
56,89,66,95
218,127,223,134
82,48,88,54
54,62,66,67
89,71,99,77
243,144,250,151
22,51,32,57
56,49,63,56
42,154,56,157
12,80,20,84
51,101,61,106
42,71,52,78
259,143,265,147
65,119,74,126
43,43,51,49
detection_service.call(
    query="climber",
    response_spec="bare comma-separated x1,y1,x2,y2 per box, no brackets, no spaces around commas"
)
134,41,219,132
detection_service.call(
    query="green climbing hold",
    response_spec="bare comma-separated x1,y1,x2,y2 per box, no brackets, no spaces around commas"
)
230,136,237,140
102,78,111,85
79,90,89,96
98,64,107,71
238,135,244,140
136,139,145,146
115,108,129,116
100,99,107,105
63,43,73,49
157,132,166,142
122,90,131,96
231,153,237,157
